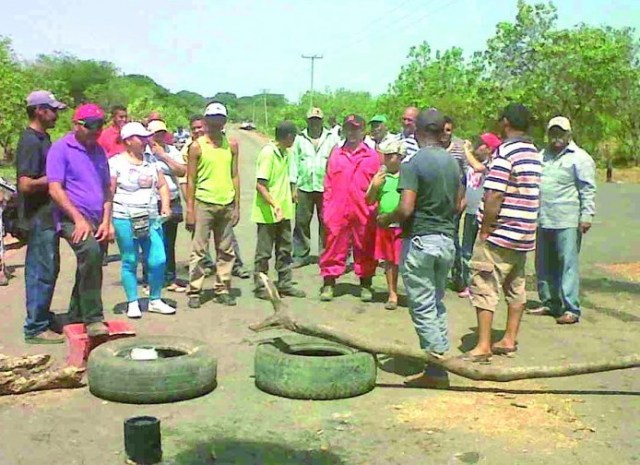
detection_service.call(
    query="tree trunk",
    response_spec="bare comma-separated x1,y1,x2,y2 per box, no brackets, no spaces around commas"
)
249,274,640,383
0,354,85,396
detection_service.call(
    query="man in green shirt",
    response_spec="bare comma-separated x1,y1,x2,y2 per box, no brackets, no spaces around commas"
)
291,107,339,268
252,121,306,300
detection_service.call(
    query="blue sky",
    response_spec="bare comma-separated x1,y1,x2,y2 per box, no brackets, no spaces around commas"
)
1,0,638,101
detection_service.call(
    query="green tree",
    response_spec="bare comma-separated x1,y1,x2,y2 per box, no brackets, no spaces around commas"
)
0,37,30,162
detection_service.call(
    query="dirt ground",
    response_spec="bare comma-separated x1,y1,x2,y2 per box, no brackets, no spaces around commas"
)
0,129,638,465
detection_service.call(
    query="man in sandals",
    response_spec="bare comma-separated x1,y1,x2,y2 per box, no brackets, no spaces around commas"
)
465,103,542,361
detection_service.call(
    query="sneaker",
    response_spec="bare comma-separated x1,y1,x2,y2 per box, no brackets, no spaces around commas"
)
86,322,109,338
216,293,237,306
188,295,201,309
232,267,251,279
254,289,270,300
526,305,553,316
320,285,334,302
457,288,470,298
360,286,373,303
556,311,579,325
148,299,177,315
166,282,187,293
292,258,312,269
25,329,65,344
127,301,142,319
278,286,306,298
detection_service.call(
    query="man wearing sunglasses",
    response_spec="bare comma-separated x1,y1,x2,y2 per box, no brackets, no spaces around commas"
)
47,103,114,338
18,90,66,344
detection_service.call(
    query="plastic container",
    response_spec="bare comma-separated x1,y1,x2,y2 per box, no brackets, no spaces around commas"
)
124,416,162,464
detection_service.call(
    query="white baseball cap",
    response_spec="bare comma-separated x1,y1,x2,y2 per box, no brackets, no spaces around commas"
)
147,119,168,133
120,122,152,140
547,116,571,132
204,102,228,117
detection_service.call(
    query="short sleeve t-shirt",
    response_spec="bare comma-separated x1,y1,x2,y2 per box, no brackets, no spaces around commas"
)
46,133,110,227
251,142,294,224
109,152,160,219
378,173,400,215
147,145,185,200
398,146,461,238
15,127,53,229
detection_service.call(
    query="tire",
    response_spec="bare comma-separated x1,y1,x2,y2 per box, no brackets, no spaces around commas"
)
88,336,217,404
254,335,377,400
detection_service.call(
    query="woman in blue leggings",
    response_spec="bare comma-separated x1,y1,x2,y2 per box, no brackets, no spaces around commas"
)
109,122,176,318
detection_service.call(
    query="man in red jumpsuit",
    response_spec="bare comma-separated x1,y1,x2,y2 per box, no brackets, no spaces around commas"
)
320,114,381,302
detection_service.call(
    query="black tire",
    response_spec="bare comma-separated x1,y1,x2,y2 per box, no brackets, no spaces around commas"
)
88,336,217,404
254,335,377,400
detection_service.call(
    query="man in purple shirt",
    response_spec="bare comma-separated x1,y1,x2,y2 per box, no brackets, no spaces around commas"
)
47,103,114,337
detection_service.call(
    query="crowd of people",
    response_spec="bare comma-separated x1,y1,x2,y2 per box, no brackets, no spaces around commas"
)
2,88,596,388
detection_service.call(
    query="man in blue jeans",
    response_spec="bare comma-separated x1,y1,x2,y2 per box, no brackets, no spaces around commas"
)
378,108,463,388
17,91,67,344
529,116,596,325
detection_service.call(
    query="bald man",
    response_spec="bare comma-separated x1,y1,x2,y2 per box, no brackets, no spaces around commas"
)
397,106,420,160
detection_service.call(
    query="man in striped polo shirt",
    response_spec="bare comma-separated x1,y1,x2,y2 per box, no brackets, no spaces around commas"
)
465,103,542,361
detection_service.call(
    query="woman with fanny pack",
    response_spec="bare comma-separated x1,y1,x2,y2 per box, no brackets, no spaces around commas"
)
147,119,187,292
109,122,176,318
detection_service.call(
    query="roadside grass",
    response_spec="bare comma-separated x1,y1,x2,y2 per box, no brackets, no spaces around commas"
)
596,166,640,184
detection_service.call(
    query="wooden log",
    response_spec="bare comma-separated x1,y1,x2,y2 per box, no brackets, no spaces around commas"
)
0,366,85,395
0,354,51,372
249,274,640,383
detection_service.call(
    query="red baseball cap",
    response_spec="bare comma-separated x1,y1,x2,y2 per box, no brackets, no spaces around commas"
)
479,132,502,151
73,103,105,122
343,114,365,128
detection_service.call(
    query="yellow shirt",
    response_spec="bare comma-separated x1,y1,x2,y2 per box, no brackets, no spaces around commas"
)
251,142,294,224
195,135,235,206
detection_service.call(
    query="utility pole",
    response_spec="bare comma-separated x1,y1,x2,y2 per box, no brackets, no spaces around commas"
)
301,54,323,108
260,88,269,129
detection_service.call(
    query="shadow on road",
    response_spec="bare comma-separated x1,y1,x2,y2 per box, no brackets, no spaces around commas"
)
375,383,640,397
170,438,345,465
582,276,640,294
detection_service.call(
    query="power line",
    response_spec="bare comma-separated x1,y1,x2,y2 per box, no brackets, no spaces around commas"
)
301,54,323,107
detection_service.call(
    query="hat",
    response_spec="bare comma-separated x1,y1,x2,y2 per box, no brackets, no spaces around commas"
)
73,103,104,122
479,132,502,151
369,114,387,124
204,102,228,117
547,116,571,132
416,108,445,131
120,122,152,140
26,90,66,109
343,114,365,128
306,107,324,119
147,120,168,133
378,139,403,156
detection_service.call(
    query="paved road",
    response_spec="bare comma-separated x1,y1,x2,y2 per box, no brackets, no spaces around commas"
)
0,129,638,464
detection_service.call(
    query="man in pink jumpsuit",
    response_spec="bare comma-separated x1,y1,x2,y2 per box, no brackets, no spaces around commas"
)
320,114,381,302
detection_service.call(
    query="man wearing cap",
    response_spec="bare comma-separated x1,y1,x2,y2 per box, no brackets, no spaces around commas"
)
320,114,380,302
185,101,239,308
466,103,542,360
291,107,339,268
396,106,420,160
378,108,464,388
365,115,396,150
97,105,128,158
529,116,596,325
47,103,113,338
17,90,66,344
